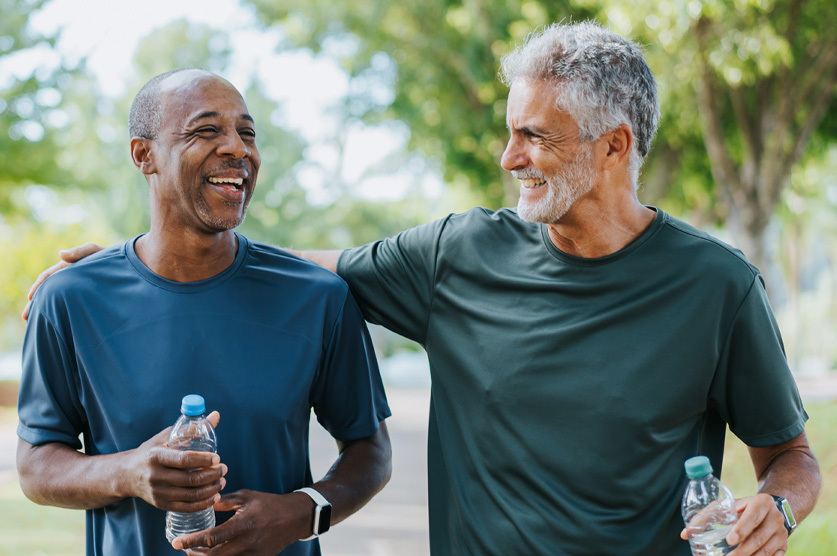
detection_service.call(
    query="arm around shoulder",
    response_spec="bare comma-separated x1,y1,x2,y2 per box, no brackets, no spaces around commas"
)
286,249,345,274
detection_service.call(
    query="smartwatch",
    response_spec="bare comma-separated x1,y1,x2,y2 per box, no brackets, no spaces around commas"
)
769,494,797,536
294,487,333,540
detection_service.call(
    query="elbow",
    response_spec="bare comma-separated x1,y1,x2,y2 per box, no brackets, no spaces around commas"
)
16,440,47,505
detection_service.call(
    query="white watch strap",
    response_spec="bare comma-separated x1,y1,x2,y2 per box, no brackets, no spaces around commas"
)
294,487,331,541
295,487,330,508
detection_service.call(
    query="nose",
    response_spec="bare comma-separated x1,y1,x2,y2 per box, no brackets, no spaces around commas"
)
217,130,250,159
500,134,528,172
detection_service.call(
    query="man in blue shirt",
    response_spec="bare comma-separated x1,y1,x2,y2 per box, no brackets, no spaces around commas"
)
17,68,392,556
23,23,822,556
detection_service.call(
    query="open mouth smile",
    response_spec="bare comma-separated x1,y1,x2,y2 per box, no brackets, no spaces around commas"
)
519,178,546,189
207,175,247,202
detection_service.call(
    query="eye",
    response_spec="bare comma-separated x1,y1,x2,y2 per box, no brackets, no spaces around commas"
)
196,126,218,134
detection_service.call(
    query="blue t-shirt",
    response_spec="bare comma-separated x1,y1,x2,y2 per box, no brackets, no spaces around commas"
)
18,233,391,556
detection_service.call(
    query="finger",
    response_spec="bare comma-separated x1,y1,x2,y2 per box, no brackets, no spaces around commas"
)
680,527,688,541
727,497,767,546
60,242,104,263
164,490,224,514
152,462,227,491
28,260,71,299
728,527,786,556
173,517,239,550
206,411,220,429
153,446,221,469
21,300,32,321
213,491,246,512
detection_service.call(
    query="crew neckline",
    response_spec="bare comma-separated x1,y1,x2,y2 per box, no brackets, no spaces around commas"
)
540,207,666,266
125,232,249,292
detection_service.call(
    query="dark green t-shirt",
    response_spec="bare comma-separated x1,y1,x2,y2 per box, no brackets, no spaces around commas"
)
338,207,807,556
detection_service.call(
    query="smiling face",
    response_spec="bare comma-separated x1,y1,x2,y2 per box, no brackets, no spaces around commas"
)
143,71,260,233
501,79,597,224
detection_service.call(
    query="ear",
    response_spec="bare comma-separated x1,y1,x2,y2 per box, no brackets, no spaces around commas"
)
601,124,633,171
130,138,156,175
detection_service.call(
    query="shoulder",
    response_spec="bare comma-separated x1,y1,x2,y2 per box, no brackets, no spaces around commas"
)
435,206,538,242
34,242,130,300
28,241,131,325
655,210,760,286
243,238,349,297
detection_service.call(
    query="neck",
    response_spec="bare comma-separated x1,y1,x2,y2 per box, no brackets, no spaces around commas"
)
135,228,239,282
546,196,656,258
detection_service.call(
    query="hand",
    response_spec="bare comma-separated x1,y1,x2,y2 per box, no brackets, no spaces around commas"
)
680,494,788,556
172,489,313,555
126,411,227,513
22,242,104,320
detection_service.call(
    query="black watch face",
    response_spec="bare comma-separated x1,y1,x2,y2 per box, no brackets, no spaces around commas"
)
317,505,333,535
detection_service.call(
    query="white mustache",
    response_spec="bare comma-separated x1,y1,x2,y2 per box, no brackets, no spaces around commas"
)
511,169,546,180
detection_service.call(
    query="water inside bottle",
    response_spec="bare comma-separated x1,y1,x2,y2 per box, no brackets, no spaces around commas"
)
688,524,737,556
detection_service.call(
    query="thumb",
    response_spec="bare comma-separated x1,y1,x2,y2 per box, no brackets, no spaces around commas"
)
207,410,220,429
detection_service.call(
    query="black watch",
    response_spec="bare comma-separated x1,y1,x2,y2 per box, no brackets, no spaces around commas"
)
770,495,797,536
295,487,332,540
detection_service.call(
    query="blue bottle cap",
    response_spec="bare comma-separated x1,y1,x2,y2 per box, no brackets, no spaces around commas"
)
180,394,206,416
684,455,713,479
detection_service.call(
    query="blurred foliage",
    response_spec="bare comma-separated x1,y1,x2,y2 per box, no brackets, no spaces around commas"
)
0,0,74,214
246,0,595,207
601,0,837,273
1,0,835,366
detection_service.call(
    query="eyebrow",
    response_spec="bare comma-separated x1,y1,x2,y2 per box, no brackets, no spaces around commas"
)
189,111,255,124
508,123,545,136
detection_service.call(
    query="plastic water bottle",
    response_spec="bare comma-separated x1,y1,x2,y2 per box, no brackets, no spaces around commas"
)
681,455,739,556
164,394,218,544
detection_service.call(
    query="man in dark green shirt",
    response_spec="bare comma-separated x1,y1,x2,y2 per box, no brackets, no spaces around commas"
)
27,21,820,556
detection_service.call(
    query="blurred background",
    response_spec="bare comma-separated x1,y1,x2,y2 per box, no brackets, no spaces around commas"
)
0,0,834,554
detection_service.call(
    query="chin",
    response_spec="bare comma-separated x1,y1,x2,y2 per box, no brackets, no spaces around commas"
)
517,195,570,224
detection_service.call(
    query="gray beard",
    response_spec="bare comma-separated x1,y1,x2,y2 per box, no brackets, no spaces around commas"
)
517,148,595,225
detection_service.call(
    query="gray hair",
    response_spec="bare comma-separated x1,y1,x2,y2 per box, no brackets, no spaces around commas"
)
128,68,203,139
499,21,660,186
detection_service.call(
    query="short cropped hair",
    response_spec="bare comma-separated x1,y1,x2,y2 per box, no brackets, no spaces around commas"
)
500,22,660,184
128,68,201,139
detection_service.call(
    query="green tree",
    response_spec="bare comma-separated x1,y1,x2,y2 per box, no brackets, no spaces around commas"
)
246,0,591,207
604,0,837,274
0,0,77,214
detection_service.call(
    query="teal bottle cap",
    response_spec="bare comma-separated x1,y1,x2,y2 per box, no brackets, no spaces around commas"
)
180,394,206,416
685,455,713,479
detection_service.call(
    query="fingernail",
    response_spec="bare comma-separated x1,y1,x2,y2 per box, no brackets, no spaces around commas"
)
727,532,738,544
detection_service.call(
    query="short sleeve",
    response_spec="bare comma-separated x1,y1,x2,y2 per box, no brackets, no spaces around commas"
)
17,303,85,449
310,290,391,442
709,275,808,447
337,216,450,344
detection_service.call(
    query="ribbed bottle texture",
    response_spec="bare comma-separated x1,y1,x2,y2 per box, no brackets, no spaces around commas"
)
164,395,218,545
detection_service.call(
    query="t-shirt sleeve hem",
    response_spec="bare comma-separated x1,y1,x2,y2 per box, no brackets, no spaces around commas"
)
736,415,808,448
328,409,392,443
17,422,83,450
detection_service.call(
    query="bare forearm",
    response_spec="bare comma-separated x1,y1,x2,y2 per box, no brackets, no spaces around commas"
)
755,445,821,523
17,439,130,509
286,249,344,274
314,421,393,526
